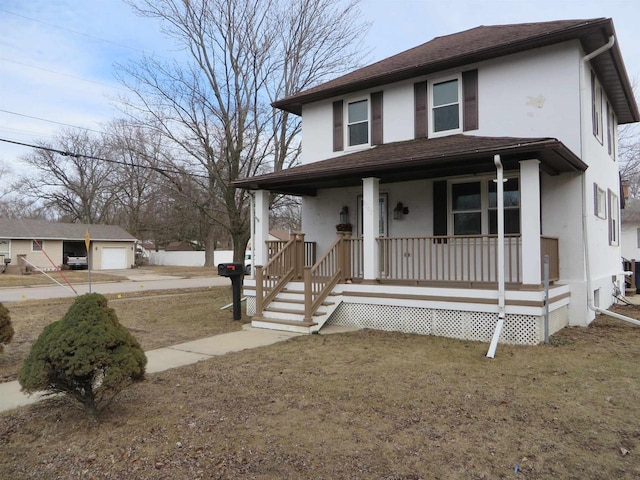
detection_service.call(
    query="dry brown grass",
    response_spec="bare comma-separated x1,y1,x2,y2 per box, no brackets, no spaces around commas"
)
1,308,639,479
0,270,127,288
0,287,249,382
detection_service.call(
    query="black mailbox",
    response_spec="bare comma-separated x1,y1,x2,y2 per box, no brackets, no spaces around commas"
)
218,262,245,277
217,263,245,320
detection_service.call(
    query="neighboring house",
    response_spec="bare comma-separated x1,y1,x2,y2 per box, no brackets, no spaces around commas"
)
621,198,640,262
0,219,137,271
234,18,639,344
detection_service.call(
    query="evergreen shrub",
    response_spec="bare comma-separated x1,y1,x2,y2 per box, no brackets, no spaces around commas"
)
18,293,147,416
0,302,14,352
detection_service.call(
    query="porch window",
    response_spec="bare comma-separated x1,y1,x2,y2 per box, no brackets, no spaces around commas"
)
347,98,369,147
32,240,44,251
452,182,481,235
489,178,520,234
450,177,521,236
430,75,462,135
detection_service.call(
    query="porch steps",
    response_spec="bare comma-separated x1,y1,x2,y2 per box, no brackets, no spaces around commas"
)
251,284,342,334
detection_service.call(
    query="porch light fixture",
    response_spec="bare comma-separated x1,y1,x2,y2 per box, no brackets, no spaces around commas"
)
393,202,409,220
340,206,350,224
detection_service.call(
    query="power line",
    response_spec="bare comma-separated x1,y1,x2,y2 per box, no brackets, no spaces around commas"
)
0,8,152,57
0,137,209,179
0,8,179,64
0,57,128,92
0,110,107,135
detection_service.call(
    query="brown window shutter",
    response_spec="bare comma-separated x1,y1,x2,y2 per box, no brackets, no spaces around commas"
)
414,81,428,138
433,180,447,236
333,100,343,152
462,69,478,131
371,91,383,145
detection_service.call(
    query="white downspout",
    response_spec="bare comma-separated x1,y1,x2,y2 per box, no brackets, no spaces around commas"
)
487,154,506,358
580,36,640,326
249,192,255,278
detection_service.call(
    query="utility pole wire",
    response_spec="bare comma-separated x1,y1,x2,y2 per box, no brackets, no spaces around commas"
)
0,137,209,179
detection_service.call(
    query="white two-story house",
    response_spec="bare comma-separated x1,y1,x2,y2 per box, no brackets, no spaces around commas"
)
234,18,639,345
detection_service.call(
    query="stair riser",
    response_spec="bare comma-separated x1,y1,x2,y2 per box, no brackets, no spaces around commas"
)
251,320,312,334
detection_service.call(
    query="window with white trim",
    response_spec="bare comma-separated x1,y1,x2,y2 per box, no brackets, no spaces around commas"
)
346,98,369,147
0,240,9,257
488,178,520,234
607,104,617,160
32,240,44,251
608,190,619,245
450,177,520,236
430,74,462,136
636,227,640,248
594,184,607,219
591,71,603,144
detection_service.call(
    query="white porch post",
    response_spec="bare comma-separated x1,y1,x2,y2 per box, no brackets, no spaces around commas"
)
254,189,269,267
520,160,542,285
363,177,380,281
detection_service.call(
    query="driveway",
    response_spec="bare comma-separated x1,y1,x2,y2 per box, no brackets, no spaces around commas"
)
0,271,231,303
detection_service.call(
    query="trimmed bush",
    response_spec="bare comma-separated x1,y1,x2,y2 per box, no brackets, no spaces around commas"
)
18,293,147,416
0,302,14,352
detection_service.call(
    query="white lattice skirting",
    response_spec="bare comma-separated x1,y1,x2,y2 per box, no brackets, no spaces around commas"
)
246,296,256,316
326,302,569,345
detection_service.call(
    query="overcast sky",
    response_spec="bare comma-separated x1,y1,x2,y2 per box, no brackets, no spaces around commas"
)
1,0,639,175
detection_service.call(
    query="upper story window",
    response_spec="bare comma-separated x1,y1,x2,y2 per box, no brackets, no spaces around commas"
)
430,75,462,136
591,71,603,144
415,70,477,140
607,102,616,160
347,98,369,147
333,92,383,152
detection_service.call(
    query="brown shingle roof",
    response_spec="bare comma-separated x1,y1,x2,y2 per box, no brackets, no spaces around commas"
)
0,219,136,241
273,18,639,123
233,135,586,196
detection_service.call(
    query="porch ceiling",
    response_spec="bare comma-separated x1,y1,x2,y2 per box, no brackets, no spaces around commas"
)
233,135,586,196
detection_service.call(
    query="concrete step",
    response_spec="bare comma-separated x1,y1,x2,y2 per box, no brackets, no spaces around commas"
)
251,317,317,334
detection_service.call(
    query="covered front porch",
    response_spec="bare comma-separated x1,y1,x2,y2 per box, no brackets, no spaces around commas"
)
235,135,585,343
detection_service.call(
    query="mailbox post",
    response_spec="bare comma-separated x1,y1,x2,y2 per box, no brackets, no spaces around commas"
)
217,262,245,320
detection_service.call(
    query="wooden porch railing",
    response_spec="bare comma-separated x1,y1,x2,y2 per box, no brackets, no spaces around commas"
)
377,235,523,283
303,233,351,322
267,239,317,265
255,234,307,316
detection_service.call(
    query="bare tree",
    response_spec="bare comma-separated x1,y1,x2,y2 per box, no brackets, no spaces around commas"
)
17,130,118,223
617,79,640,198
119,0,368,262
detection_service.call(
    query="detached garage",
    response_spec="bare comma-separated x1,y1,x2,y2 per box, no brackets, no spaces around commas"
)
0,219,137,272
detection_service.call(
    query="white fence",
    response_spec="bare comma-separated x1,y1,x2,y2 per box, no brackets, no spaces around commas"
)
148,250,235,267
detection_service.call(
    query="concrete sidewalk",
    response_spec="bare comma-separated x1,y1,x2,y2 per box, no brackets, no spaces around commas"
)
0,325,310,413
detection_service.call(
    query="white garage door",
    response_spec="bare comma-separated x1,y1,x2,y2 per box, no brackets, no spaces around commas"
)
101,247,127,270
